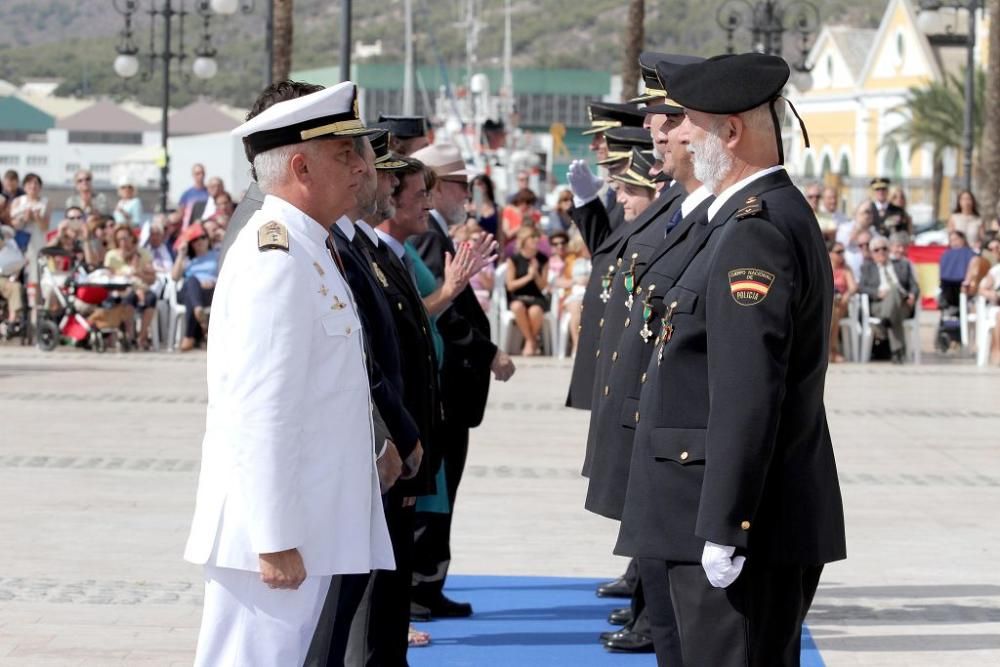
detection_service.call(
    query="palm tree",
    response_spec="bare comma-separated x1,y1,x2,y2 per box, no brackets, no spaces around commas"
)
885,68,984,220
621,0,644,101
272,0,294,83
979,0,1000,224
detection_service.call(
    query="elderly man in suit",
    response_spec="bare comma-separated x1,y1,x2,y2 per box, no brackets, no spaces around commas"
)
859,234,919,363
184,81,394,666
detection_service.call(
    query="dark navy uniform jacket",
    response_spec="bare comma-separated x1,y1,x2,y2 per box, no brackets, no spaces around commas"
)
616,168,847,566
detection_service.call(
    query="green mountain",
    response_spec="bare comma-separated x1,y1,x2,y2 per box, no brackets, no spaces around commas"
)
0,0,885,109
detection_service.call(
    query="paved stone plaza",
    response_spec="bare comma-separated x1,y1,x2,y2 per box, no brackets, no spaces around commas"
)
0,343,998,665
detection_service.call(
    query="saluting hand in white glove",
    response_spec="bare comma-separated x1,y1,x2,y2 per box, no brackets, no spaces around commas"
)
567,159,604,205
701,541,746,588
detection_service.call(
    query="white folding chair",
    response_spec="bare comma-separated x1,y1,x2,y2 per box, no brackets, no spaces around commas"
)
837,294,862,362
959,291,977,352
976,296,996,367
165,278,187,352
493,261,555,355
860,293,920,364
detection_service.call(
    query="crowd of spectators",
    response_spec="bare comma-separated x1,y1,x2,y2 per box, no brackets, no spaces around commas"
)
0,164,231,350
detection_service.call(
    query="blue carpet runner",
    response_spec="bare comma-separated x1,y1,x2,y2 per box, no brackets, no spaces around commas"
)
409,575,824,666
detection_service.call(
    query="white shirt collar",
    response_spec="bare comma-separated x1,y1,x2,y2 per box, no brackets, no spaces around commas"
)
260,194,329,247
375,228,406,259
429,209,449,236
334,215,355,241
355,220,379,246
681,185,712,217
707,165,785,222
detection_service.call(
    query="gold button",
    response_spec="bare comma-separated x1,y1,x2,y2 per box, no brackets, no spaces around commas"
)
624,317,631,328
603,385,609,396
680,451,689,461
577,324,582,332
741,520,751,531
596,349,601,358
612,351,618,362
397,302,403,311
599,318,604,328
641,372,647,384
634,411,640,423
346,326,352,334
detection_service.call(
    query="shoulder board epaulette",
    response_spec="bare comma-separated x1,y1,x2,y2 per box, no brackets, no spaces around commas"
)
258,221,289,252
735,195,764,220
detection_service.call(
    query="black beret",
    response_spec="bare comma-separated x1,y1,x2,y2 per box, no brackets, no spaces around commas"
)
375,114,429,139
582,101,645,135
666,53,790,115
597,126,653,165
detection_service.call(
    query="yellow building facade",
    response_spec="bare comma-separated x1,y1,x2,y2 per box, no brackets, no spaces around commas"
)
786,0,990,222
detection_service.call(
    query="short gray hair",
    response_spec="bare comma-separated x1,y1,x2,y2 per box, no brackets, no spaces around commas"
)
254,142,308,193
740,99,786,135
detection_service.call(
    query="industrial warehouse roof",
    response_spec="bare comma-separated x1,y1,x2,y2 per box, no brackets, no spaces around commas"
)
0,96,55,131
293,63,612,97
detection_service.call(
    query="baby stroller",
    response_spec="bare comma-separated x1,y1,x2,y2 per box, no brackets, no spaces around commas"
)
35,247,130,353
936,280,963,353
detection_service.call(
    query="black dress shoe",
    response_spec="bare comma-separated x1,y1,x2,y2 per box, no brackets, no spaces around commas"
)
412,593,473,618
607,607,632,626
409,602,432,622
604,630,654,653
595,576,632,598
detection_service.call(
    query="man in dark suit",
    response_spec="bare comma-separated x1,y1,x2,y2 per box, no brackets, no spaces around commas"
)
616,54,846,666
408,143,515,619
859,235,919,363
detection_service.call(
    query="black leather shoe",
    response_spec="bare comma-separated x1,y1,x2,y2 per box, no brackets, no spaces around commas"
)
595,576,632,598
412,593,473,618
409,602,432,622
604,630,654,653
599,630,617,642
608,607,632,626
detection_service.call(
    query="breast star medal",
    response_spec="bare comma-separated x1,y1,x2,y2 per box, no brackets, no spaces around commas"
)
656,300,678,366
639,284,656,344
623,253,638,310
318,285,329,297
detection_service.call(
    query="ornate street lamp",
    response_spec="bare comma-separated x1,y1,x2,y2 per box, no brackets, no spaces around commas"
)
716,0,821,72
113,0,255,213
917,0,982,192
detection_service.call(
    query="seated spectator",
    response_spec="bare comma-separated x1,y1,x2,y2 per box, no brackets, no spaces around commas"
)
143,217,175,276
829,240,858,363
816,186,848,242
562,239,591,356
547,189,575,235
81,214,110,269
502,188,542,248
885,187,914,237
170,223,219,352
505,226,549,356
65,169,109,216
41,221,84,310
838,202,879,278
547,231,571,288
977,256,1000,364
470,174,499,238
940,231,977,299
947,190,983,251
113,181,144,227
201,219,225,250
105,223,158,349
859,237,920,363
210,191,235,222
0,225,26,330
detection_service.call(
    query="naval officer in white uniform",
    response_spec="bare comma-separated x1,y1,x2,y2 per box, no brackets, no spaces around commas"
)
184,81,395,666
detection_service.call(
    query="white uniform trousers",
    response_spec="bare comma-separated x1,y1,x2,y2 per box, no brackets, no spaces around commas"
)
194,564,332,667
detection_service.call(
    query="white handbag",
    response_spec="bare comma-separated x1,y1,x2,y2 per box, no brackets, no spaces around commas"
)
0,240,26,278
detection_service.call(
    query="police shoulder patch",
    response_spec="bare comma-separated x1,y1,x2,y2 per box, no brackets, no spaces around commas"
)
258,221,289,252
728,267,775,306
735,195,764,220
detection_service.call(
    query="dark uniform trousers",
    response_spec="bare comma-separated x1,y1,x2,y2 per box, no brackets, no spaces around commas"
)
616,170,846,667
410,217,496,603
355,232,443,665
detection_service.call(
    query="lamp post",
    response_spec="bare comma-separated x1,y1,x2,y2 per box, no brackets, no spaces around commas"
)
917,0,981,192
113,0,255,213
715,0,821,72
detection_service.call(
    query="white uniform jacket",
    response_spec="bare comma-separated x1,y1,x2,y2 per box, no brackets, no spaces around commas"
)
184,195,394,576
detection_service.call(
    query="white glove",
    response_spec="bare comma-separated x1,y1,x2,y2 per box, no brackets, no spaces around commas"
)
701,541,746,588
567,159,604,206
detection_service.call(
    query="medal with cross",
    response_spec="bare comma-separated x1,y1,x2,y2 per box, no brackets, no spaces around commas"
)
599,263,616,303
623,253,638,310
639,284,656,343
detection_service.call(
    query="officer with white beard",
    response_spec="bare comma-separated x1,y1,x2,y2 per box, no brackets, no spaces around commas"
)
184,81,395,666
